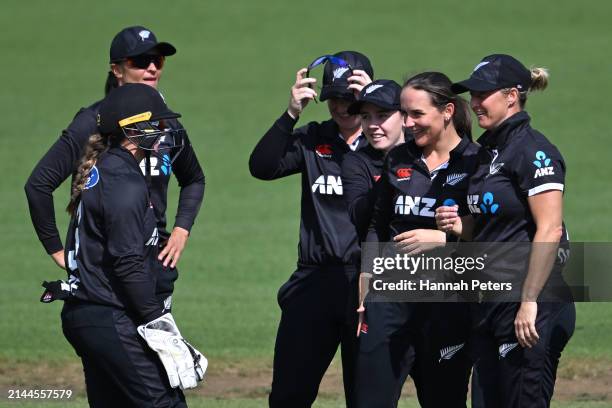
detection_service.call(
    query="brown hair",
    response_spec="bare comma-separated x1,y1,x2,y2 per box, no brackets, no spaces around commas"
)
403,72,472,140
66,134,109,215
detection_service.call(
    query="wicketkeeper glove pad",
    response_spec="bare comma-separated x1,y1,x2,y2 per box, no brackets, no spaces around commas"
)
137,313,207,389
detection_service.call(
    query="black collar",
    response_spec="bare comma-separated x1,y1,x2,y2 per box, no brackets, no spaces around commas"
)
322,120,368,152
361,143,385,161
107,145,143,173
477,111,531,149
405,135,471,164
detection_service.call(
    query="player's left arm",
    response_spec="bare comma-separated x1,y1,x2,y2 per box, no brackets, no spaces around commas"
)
160,125,205,268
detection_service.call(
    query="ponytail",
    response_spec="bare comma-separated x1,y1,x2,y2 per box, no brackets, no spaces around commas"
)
66,134,108,215
529,67,549,92
515,66,549,108
403,72,472,140
104,71,119,96
453,96,472,140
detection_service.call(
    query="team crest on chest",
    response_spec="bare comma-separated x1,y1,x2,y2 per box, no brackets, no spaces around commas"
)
444,173,468,187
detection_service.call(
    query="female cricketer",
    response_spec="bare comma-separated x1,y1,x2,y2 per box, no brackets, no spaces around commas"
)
60,83,205,407
25,26,204,306
359,72,478,408
341,79,405,244
249,51,373,408
437,54,575,408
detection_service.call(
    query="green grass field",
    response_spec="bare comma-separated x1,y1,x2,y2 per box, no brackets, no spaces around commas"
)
1,0,611,406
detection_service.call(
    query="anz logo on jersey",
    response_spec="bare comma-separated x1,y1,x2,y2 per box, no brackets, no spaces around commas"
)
311,175,343,195
146,228,159,246
533,151,555,179
394,196,436,217
139,154,172,177
468,192,500,215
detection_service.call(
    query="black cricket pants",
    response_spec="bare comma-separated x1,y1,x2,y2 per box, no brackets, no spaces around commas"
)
471,301,575,408
269,265,359,408
62,302,187,408
355,300,471,408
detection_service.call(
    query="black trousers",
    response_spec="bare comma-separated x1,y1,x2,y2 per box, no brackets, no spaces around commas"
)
470,301,575,408
62,302,187,408
269,265,359,408
355,300,471,408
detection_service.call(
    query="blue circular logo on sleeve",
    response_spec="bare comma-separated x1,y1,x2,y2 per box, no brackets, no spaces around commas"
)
84,166,99,190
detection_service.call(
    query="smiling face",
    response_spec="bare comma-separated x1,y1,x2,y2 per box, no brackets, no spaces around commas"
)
359,103,404,153
327,98,361,132
469,88,520,130
400,87,452,148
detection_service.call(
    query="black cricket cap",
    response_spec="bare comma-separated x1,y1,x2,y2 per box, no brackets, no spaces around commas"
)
109,26,176,63
320,51,374,102
347,79,401,115
451,54,531,94
98,83,180,135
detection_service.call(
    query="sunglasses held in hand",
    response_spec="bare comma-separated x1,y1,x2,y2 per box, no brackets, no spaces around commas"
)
305,55,353,103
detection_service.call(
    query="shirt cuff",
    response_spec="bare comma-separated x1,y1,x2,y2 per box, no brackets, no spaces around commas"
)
276,111,299,133
42,236,64,255
527,183,564,197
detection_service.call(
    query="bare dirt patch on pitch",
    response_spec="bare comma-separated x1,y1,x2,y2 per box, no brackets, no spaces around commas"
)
1,357,610,402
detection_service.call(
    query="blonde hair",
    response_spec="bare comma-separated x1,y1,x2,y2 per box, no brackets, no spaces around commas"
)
66,134,108,215
528,66,549,92
503,66,550,108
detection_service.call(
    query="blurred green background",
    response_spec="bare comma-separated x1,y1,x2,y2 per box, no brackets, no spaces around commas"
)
1,0,610,406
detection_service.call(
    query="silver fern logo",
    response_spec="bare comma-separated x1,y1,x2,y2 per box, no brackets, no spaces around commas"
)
163,295,173,312
333,67,350,81
444,173,468,186
439,343,465,362
138,30,151,41
499,342,519,358
365,84,384,94
489,162,504,175
473,61,490,72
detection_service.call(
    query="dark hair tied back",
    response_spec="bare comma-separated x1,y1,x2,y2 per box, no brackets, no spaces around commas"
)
403,72,472,140
104,71,119,96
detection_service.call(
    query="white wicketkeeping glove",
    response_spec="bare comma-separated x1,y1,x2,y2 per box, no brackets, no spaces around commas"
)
137,313,208,389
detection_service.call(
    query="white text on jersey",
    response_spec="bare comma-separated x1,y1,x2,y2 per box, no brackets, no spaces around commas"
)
311,175,343,195
395,196,436,217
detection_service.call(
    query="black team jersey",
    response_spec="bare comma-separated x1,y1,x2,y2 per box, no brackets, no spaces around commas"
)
341,144,385,243
25,100,205,255
249,111,368,266
466,111,569,280
368,137,480,242
64,146,165,323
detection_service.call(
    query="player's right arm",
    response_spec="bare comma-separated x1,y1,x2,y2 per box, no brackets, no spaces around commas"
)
103,174,163,323
24,106,98,261
341,152,377,241
248,69,316,180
